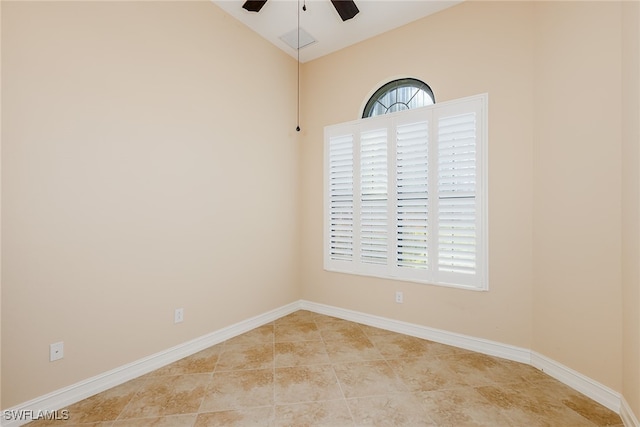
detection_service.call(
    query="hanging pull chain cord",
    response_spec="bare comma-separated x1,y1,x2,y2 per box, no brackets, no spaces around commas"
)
296,0,301,132
296,0,306,132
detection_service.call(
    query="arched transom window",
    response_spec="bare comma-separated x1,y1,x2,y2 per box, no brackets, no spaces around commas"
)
362,78,435,118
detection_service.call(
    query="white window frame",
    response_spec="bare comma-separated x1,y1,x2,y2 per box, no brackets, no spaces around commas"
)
324,93,488,291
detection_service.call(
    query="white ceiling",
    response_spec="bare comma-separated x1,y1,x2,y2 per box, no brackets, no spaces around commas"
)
211,0,462,63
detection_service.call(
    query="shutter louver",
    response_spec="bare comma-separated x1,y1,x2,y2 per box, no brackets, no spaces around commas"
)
360,129,388,265
396,121,429,270
329,134,354,261
437,112,477,275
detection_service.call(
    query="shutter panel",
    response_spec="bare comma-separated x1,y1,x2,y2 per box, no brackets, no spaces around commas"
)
396,121,429,270
328,134,354,261
437,112,477,275
360,129,388,265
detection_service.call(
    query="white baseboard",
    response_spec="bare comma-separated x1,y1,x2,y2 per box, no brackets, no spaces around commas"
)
4,299,637,427
1,301,301,427
622,396,640,427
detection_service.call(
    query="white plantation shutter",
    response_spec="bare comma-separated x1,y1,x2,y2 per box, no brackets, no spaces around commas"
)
360,129,389,265
396,120,429,271
437,111,478,285
434,98,485,288
327,133,354,262
324,94,487,290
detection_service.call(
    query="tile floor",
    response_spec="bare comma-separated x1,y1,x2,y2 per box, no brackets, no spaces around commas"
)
28,310,623,426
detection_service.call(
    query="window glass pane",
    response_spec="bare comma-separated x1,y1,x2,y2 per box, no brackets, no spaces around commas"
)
409,90,434,109
379,91,393,111
371,103,386,117
397,86,414,105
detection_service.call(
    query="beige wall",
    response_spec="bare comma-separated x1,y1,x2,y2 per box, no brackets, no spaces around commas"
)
301,0,629,397
622,0,640,417
1,1,301,407
301,0,536,351
0,0,3,409
531,1,623,392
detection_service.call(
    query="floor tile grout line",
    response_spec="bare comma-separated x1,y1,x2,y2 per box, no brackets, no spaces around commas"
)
195,368,218,416
271,324,276,424
318,317,358,426
112,374,151,423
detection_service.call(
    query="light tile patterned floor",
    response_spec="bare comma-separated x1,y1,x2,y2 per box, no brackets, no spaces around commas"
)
28,310,623,426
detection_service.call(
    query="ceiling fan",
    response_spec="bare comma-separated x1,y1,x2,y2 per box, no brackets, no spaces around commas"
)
242,0,360,21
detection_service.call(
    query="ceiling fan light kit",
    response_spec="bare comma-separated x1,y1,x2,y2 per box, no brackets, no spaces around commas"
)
330,0,359,21
241,0,267,13
241,0,360,22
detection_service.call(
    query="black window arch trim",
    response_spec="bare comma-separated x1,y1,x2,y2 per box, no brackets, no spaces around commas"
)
362,78,435,119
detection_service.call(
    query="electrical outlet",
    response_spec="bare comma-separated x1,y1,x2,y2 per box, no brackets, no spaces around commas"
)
395,291,403,304
50,341,64,362
174,308,184,324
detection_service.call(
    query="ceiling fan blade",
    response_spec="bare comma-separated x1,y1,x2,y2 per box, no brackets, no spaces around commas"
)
330,0,359,21
242,0,268,12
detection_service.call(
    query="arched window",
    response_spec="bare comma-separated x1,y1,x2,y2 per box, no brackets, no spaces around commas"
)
362,78,435,118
